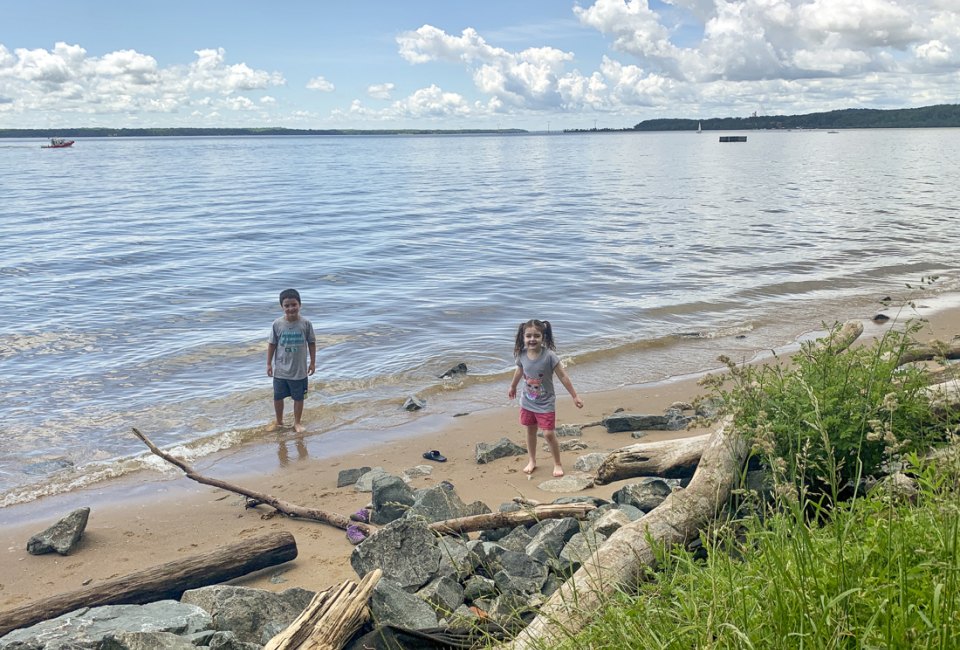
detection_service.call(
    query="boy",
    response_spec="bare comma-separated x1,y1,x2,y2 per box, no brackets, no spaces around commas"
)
267,288,316,433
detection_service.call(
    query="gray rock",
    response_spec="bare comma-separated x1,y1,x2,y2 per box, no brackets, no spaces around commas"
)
206,630,262,650
493,551,549,596
525,518,581,565
435,536,475,580
603,412,691,433
591,508,632,537
0,601,211,650
462,575,497,602
536,474,594,493
350,518,441,591
179,585,313,645
439,363,468,378
370,579,439,630
337,467,372,488
416,576,464,615
403,395,426,411
100,631,198,650
401,464,433,480
496,526,534,553
573,452,608,472
554,424,582,437
370,474,416,524
558,530,608,572
405,483,489,524
478,502,523,542
469,541,510,578
27,507,90,555
475,437,526,464
612,478,674,512
354,467,389,492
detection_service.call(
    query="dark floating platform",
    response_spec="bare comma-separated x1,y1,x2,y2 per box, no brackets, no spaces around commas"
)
719,136,748,142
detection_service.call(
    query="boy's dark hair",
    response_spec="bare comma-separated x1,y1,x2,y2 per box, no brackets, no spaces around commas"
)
279,288,301,305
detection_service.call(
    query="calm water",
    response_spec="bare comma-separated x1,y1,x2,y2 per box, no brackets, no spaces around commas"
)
2,129,959,507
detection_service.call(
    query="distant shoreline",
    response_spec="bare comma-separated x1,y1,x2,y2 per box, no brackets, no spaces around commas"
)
5,103,960,138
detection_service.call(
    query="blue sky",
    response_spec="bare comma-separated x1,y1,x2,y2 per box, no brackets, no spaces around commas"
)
2,0,959,130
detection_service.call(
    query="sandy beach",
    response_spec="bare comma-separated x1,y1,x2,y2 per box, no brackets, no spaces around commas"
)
2,301,958,616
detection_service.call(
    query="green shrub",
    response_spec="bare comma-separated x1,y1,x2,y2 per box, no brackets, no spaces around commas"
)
701,321,945,494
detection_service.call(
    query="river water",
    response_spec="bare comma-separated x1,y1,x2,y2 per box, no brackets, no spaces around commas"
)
2,128,958,507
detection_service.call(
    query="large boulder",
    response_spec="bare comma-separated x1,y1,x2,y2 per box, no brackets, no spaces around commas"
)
350,518,441,591
179,585,314,645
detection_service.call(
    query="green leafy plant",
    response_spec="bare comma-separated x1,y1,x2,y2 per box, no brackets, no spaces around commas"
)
701,320,945,497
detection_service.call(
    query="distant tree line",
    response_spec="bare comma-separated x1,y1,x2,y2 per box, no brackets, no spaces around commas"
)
628,104,960,132
0,127,527,138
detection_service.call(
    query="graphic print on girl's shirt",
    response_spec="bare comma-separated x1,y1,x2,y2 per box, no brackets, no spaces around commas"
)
524,374,546,401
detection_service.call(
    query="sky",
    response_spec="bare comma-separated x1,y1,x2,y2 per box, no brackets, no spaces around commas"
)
2,0,959,131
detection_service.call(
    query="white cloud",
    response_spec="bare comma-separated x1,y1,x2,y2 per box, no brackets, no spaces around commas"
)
367,82,395,99
307,76,334,91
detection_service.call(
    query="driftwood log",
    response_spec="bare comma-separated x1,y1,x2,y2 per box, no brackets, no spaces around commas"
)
502,320,866,649
0,531,297,638
132,428,371,536
428,504,595,535
594,433,709,485
263,569,381,650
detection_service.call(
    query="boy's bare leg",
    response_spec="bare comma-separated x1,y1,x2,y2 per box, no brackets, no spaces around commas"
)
523,424,539,474
268,399,285,431
293,400,305,433
543,429,564,477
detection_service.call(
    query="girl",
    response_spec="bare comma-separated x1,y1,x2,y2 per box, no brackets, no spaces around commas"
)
508,319,584,477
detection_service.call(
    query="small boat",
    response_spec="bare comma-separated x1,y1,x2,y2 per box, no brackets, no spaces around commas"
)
41,138,74,149
697,121,702,134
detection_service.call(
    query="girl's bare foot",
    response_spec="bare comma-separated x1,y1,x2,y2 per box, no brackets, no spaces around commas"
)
267,422,282,432
553,466,565,477
293,423,305,433
523,461,536,474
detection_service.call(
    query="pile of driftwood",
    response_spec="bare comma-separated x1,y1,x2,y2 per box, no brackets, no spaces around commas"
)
5,320,959,649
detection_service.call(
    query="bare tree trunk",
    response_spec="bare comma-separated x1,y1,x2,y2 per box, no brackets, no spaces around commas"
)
594,434,709,485
132,428,370,536
428,504,595,535
0,532,297,638
263,569,381,650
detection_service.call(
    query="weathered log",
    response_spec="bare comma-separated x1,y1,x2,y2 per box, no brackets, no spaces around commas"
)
924,379,960,412
895,341,960,365
594,434,710,485
427,504,595,535
502,416,745,649
264,568,381,650
0,531,297,638
132,428,370,536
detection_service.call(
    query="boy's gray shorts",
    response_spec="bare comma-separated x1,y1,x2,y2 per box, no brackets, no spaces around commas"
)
273,377,308,401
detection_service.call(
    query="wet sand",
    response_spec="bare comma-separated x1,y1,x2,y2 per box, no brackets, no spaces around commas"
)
2,303,958,615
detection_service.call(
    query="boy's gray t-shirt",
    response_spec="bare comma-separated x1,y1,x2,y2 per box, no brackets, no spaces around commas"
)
269,317,316,380
517,348,560,413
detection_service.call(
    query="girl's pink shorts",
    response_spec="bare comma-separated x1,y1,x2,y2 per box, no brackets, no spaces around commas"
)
519,408,556,430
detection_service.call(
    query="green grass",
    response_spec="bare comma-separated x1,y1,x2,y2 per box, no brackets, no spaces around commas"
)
564,454,960,649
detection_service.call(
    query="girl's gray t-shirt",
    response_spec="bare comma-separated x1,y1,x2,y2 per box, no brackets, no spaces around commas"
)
269,316,316,380
517,348,560,413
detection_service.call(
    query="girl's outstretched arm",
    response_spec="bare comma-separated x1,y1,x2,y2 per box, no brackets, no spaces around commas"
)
554,364,584,408
508,367,523,399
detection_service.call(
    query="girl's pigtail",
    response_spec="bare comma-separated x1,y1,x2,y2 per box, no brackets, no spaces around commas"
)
513,322,526,358
542,320,557,351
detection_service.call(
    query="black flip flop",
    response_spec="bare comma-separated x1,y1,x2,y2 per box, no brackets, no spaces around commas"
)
423,450,447,462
